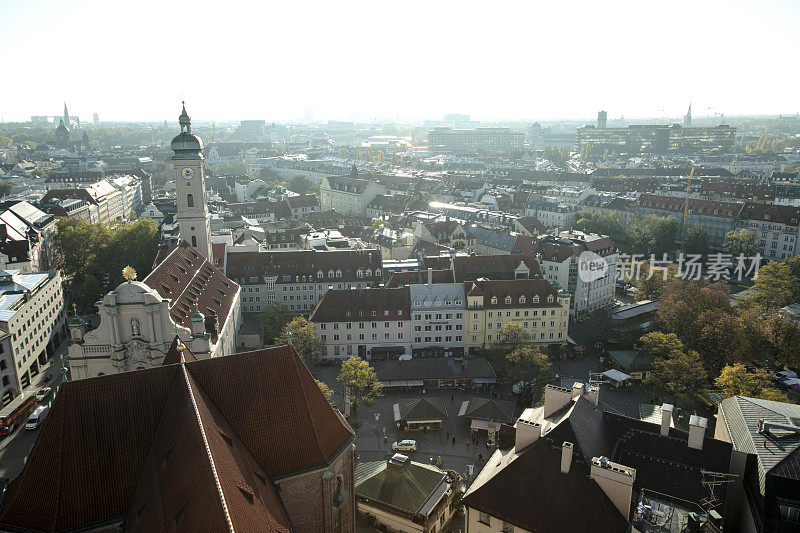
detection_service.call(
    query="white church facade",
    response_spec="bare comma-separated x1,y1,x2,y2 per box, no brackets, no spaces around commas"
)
67,105,242,379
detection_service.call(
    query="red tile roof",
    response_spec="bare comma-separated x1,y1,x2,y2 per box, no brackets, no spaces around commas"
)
0,346,353,532
143,241,240,341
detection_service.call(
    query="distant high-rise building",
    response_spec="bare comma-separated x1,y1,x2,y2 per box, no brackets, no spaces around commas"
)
683,103,692,128
63,103,70,126
575,123,734,154
597,110,608,129
93,112,99,124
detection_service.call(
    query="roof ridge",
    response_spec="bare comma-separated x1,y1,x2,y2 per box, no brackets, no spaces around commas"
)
182,364,235,533
291,349,327,463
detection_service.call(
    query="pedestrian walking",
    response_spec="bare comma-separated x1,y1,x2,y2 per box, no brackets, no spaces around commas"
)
452,436,456,445
446,431,450,439
466,440,470,450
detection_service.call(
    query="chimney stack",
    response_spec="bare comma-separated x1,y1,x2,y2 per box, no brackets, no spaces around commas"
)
590,457,636,520
571,382,585,399
515,418,541,450
660,403,673,436
688,415,707,450
561,442,574,474
544,384,573,417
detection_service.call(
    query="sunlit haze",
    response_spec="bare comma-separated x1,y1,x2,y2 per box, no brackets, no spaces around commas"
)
2,0,799,122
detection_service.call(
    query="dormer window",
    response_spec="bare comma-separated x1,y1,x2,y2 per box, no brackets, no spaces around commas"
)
547,295,554,303
336,270,342,278
519,296,526,304
533,296,539,304
356,270,363,278
505,296,512,305
375,269,381,277
490,297,498,305
328,270,334,278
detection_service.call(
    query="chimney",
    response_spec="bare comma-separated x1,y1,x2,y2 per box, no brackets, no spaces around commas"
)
515,418,541,450
660,403,673,436
571,382,585,399
561,442,573,474
544,384,573,417
427,267,432,285
688,415,707,450
590,457,636,520
585,384,600,406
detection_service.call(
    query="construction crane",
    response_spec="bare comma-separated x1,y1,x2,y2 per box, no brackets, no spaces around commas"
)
680,167,695,253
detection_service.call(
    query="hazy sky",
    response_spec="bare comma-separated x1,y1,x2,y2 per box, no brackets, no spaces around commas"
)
2,0,799,123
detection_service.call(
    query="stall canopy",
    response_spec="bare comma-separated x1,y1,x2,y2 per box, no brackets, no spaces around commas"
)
602,369,631,383
470,419,500,431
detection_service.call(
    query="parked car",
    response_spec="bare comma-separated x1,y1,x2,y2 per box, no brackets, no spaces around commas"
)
391,439,417,452
36,388,52,402
25,405,49,430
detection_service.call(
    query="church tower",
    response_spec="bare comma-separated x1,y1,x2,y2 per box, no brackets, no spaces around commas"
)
170,103,211,260
63,103,70,126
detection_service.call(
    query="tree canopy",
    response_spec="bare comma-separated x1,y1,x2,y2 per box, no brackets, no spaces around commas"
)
644,348,707,401
287,174,315,195
278,315,324,364
257,303,295,344
715,363,788,402
338,356,382,408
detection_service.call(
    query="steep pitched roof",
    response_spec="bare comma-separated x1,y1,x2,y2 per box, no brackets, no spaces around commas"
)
162,336,197,365
718,396,800,491
0,346,354,532
463,417,627,533
142,241,240,340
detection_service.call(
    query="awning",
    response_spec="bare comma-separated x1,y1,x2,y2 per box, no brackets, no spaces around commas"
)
407,380,424,387
473,377,496,384
393,403,401,422
458,400,470,417
602,369,631,383
470,419,500,431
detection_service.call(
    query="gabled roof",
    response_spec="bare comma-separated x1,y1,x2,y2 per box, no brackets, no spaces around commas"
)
310,287,410,323
398,397,448,422
463,412,627,533
143,241,240,340
162,336,197,365
718,396,800,489
0,346,354,532
463,397,516,424
465,279,561,308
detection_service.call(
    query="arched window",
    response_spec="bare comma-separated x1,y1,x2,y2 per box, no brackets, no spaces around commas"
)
187,194,194,207
191,236,197,248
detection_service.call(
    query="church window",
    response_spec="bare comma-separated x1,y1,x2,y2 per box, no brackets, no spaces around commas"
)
187,194,194,207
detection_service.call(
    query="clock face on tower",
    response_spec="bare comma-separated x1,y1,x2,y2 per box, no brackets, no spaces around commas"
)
181,167,195,179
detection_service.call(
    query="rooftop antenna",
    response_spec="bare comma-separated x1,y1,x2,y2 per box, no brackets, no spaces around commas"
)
699,469,738,509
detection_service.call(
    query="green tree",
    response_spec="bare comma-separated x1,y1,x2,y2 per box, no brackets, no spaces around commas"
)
634,262,678,300
684,224,709,256
644,348,707,402
506,347,551,396
629,215,678,255
638,332,685,360
764,314,800,367
694,309,750,373
0,135,12,148
586,308,612,343
338,356,383,408
657,279,731,340
316,379,334,404
287,174,314,195
257,303,295,344
724,228,760,257
493,322,532,352
749,261,799,309
715,363,788,402
51,218,110,285
278,316,324,364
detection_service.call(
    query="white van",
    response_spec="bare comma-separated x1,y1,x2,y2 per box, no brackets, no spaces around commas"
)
25,405,49,430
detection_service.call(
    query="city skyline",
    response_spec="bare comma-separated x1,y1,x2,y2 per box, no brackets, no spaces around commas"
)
2,0,799,122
